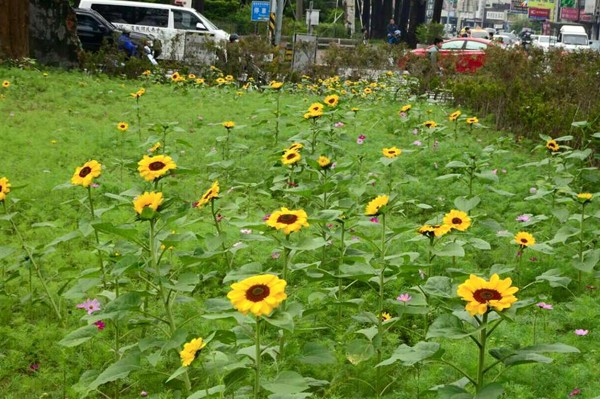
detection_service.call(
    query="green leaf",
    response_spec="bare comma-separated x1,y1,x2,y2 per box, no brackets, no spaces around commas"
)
166,366,188,383
356,325,379,341
0,245,16,260
44,230,81,249
468,237,491,250
519,343,580,354
446,161,468,168
485,185,515,197
262,311,294,332
286,237,327,251
427,314,477,339
420,276,454,298
454,196,480,212
502,352,553,366
86,353,141,392
572,249,600,273
549,225,579,244
377,341,441,367
436,385,471,399
436,173,462,181
187,385,226,399
345,339,375,365
93,223,141,244
536,269,571,289
474,383,504,399
297,342,336,365
262,371,310,395
59,324,98,347
433,242,465,257
474,171,499,183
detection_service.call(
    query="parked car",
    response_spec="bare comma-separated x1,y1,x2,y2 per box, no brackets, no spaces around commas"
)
401,38,495,73
532,35,558,51
74,7,161,57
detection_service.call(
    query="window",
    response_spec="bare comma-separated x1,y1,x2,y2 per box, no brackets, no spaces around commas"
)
441,40,465,50
77,14,101,32
92,4,168,27
172,9,205,30
465,41,488,50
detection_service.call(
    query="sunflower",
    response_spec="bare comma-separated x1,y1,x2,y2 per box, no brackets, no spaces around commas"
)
577,193,592,202
288,142,304,151
466,117,479,125
457,274,519,316
142,70,152,76
227,274,287,317
365,195,389,216
225,75,234,82
381,312,392,322
195,78,205,84
133,191,164,215
351,107,360,113
418,224,450,238
266,207,309,234
382,146,401,158
443,210,471,231
423,120,437,128
130,91,142,99
222,121,235,129
363,87,372,94
0,177,11,201
137,88,146,95
317,155,332,169
2,80,9,88
137,154,177,182
270,81,283,89
546,139,559,152
514,231,535,247
324,94,339,107
308,102,324,113
171,72,181,81
117,122,129,132
449,111,461,121
216,77,226,84
281,149,301,165
194,181,220,208
71,160,102,187
149,142,161,153
400,104,412,112
180,337,207,367
188,73,196,79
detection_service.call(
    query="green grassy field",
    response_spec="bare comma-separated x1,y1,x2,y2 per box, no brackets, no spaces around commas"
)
0,66,598,399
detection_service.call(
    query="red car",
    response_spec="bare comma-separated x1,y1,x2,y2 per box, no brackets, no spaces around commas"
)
402,38,494,73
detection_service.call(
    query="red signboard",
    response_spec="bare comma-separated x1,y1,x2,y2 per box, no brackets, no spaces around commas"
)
561,7,580,20
580,13,592,21
529,7,550,18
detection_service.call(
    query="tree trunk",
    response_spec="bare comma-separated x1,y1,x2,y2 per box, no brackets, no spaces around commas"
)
192,0,204,13
29,0,80,67
399,0,410,42
372,0,384,38
296,0,303,22
431,0,443,23
362,0,371,33
406,0,426,48
0,0,30,59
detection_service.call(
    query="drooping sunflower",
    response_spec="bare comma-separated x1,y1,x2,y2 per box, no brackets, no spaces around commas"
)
514,231,535,247
287,142,304,151
194,181,220,208
317,155,332,169
423,120,438,128
71,160,102,187
418,224,451,238
449,111,462,121
381,312,392,322
222,121,235,129
270,81,284,89
117,122,129,132
365,195,389,216
266,207,309,234
382,146,401,158
577,193,593,202
457,274,519,316
133,191,164,215
400,104,412,113
324,94,339,107
179,337,207,367
466,117,479,124
137,154,177,182
2,80,10,88
227,274,287,317
149,142,161,153
281,149,301,165
0,177,11,201
443,210,471,231
546,139,559,152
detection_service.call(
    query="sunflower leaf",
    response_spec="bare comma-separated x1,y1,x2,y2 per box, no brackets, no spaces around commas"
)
376,341,441,367
474,383,504,399
262,371,310,394
432,242,465,257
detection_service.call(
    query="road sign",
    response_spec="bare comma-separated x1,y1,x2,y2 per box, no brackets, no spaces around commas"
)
251,1,270,22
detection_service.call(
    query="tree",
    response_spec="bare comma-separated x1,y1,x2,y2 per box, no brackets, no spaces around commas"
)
0,0,29,59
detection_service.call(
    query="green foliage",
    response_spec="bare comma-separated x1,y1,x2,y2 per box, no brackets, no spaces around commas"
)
416,23,445,45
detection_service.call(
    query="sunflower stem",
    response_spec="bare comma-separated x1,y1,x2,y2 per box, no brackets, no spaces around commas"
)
274,91,280,144
88,186,107,288
337,220,346,323
476,312,489,392
255,317,262,399
376,213,387,397
150,219,176,335
578,202,586,285
136,97,141,141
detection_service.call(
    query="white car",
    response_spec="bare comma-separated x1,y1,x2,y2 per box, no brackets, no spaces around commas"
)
533,35,558,51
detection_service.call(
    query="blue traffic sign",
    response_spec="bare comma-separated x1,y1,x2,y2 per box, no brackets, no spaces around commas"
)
251,1,270,22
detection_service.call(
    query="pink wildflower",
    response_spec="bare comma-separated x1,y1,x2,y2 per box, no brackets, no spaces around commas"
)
574,329,589,336
370,217,379,223
516,214,531,222
95,320,106,330
397,293,412,303
77,298,101,315
536,302,553,310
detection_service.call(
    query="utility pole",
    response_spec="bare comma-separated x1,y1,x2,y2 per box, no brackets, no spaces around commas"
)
274,0,285,45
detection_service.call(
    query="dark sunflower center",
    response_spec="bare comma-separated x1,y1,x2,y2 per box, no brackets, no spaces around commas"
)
0,185,3,192
277,214,298,224
452,217,462,225
473,288,502,303
521,238,528,244
389,150,396,154
79,166,92,178
246,284,270,302
149,161,166,171
286,153,297,160
202,189,214,200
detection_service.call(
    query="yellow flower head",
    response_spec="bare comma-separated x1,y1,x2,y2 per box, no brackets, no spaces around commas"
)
270,81,284,89
223,121,235,129
308,102,324,113
514,231,535,247
225,75,234,82
71,160,102,187
318,155,332,169
457,274,518,316
466,117,479,125
171,72,181,81
216,77,226,84
117,122,129,132
133,191,164,215
281,149,301,165
351,107,360,113
194,181,220,208
142,70,152,76
287,142,304,152
449,111,462,121
324,94,339,107
381,312,392,322
180,337,206,367
423,120,438,128
546,139,559,152
2,80,10,88
365,195,389,216
443,210,471,231
195,78,205,84
400,104,412,113
149,142,161,153
0,177,11,202
227,274,287,317
382,146,401,158
137,154,177,181
266,207,309,234
418,224,451,238
577,193,593,202
363,87,372,94
188,73,196,79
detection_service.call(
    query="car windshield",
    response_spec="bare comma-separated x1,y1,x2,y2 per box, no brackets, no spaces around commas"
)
563,34,588,45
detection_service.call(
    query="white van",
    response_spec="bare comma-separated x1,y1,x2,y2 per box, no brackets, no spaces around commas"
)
557,25,590,52
78,0,229,61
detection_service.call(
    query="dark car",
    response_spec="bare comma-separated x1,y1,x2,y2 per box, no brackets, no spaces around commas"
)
74,8,161,57
401,37,495,73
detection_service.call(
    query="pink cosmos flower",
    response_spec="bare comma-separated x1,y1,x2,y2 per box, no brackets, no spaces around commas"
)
271,251,281,259
91,183,100,188
140,391,149,397
29,363,40,372
397,293,412,303
326,223,334,229
77,298,101,315
240,229,252,234
399,112,407,118
501,168,507,173
358,134,366,140
530,187,537,194
492,169,498,175
516,214,530,222
216,213,224,222
334,122,345,128
95,320,106,330
569,388,581,397
412,129,419,135
412,140,422,146
574,329,589,336
370,217,379,223
536,302,553,310
356,138,364,144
